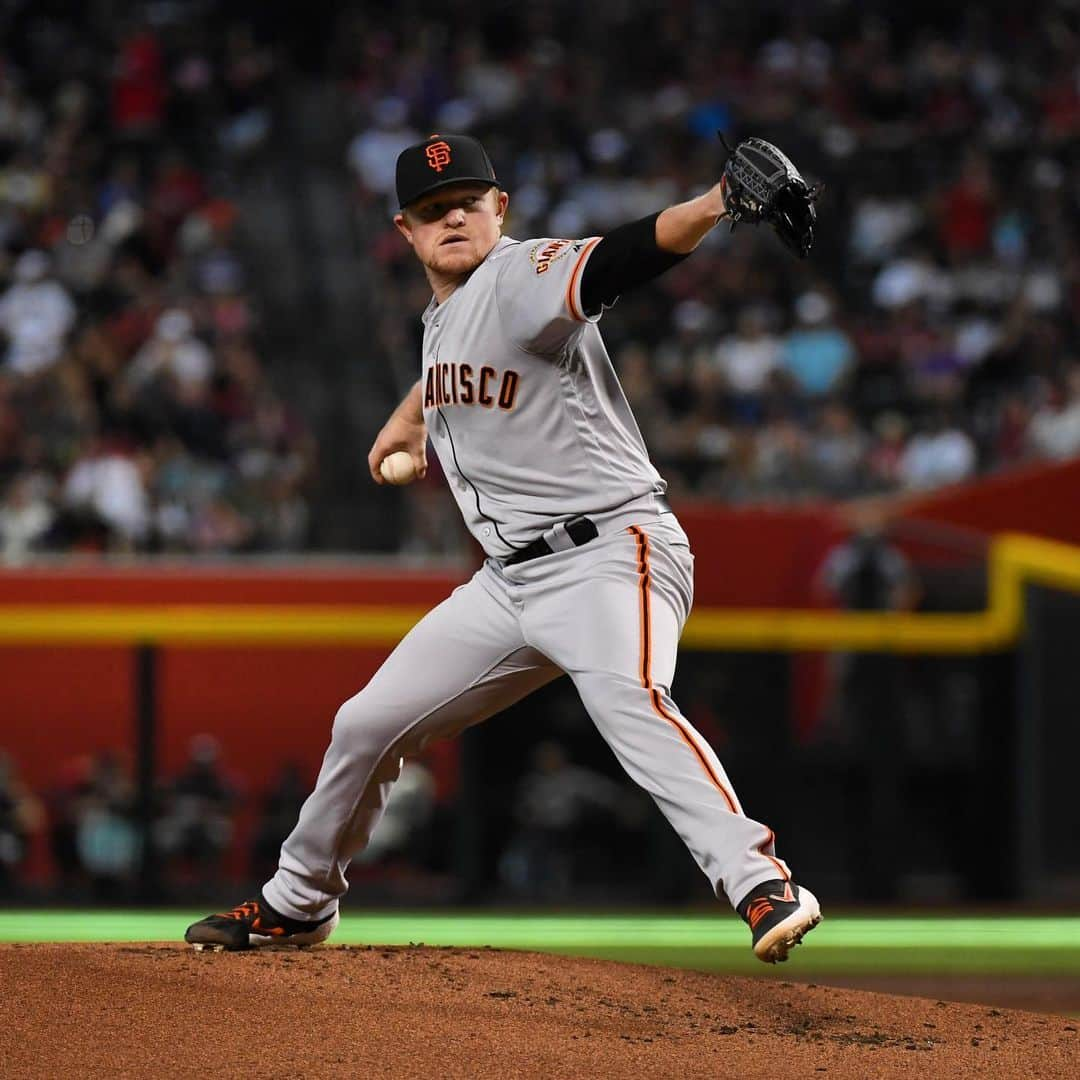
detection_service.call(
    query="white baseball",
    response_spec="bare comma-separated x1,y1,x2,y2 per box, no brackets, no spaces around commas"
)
380,450,418,485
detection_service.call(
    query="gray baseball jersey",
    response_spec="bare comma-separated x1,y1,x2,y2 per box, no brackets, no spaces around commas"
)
262,231,797,928
420,235,666,557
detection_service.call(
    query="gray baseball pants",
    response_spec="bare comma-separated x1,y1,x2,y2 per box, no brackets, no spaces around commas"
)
263,516,790,921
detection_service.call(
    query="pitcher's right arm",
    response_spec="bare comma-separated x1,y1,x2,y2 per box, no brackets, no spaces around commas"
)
368,379,428,484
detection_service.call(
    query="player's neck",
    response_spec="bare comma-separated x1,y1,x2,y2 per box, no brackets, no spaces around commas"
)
426,267,469,305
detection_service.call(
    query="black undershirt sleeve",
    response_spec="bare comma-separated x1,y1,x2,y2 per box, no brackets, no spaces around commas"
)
578,211,690,317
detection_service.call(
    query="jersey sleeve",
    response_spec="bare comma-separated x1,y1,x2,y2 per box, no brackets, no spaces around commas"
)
495,237,603,355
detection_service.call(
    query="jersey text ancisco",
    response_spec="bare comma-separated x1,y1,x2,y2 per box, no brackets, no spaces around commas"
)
423,361,521,411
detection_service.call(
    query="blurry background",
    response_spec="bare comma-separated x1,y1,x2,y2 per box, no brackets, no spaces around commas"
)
1,0,1080,918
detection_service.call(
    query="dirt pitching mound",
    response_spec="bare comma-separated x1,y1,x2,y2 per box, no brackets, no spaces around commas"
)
1,944,1076,1078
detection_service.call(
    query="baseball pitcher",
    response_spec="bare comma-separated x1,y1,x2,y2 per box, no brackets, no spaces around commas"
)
186,132,821,962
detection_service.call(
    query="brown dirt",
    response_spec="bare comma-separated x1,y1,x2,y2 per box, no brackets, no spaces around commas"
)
811,975,1080,1017
0,944,1076,1079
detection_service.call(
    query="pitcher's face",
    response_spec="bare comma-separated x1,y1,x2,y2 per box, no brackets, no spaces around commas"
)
395,183,508,277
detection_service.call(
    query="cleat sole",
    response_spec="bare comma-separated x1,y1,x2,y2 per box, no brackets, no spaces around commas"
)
764,913,822,963
752,887,822,964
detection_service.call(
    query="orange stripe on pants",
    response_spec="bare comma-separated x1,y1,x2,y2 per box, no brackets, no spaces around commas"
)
627,525,789,882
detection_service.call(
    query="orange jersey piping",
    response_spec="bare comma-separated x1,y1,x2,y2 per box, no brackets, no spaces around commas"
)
565,237,602,321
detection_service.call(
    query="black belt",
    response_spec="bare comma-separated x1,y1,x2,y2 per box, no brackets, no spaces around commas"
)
502,497,670,567
504,515,599,566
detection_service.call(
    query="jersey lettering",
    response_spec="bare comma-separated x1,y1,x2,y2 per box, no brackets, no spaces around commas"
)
424,362,520,412
532,238,574,275
497,369,520,411
459,364,475,404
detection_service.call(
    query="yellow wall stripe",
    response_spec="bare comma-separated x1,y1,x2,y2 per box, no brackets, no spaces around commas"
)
0,533,1077,651
0,605,431,646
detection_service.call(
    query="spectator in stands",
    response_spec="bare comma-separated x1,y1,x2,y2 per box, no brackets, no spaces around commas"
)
156,735,239,884
818,511,920,614
810,400,868,498
499,741,641,901
709,306,781,424
865,411,909,491
0,472,53,562
899,409,977,490
938,151,998,262
0,251,76,378
45,750,136,900
1027,365,1080,460
355,760,436,867
218,24,275,160
110,23,166,141
753,414,815,501
0,73,44,151
779,291,856,399
47,755,91,893
127,308,213,393
992,392,1033,469
815,507,920,901
61,438,152,552
849,189,923,266
347,97,419,206
73,751,139,901
0,751,44,895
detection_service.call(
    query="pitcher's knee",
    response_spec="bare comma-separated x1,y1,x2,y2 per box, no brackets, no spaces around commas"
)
332,695,384,754
331,692,411,760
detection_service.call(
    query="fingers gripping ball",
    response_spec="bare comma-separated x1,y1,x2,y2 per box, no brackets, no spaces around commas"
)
380,450,419,485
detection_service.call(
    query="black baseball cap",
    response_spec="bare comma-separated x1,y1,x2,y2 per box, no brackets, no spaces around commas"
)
396,133,499,210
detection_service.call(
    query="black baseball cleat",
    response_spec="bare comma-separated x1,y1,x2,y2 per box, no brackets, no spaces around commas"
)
737,879,821,964
184,894,339,952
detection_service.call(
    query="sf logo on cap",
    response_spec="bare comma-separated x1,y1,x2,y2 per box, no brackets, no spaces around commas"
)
426,140,452,173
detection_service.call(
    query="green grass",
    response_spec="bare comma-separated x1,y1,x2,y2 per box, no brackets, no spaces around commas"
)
3,912,1080,976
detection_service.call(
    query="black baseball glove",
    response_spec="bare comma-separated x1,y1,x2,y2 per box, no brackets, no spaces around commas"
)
718,134,819,259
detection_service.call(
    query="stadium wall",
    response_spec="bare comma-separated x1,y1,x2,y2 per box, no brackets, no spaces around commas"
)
0,564,464,794
5,451,1080,796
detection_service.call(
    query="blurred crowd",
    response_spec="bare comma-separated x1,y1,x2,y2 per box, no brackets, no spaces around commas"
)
0,736,495,903
0,9,313,561
16,738,246,900
341,1,1080,524
3,3,1080,558
0,730,661,903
